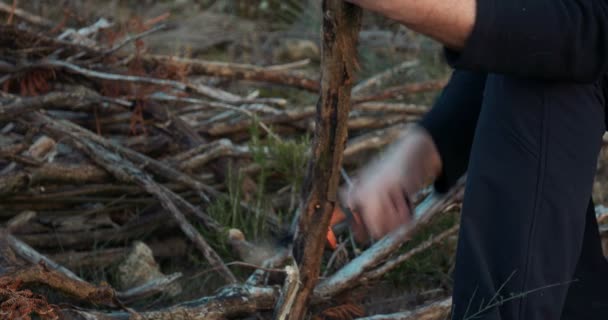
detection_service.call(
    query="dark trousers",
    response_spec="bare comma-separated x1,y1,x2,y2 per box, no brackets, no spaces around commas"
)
451,75,608,319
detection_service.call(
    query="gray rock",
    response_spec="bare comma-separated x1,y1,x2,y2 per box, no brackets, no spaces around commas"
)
116,241,181,296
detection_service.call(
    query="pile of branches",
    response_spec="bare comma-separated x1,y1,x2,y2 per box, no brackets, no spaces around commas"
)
0,2,468,320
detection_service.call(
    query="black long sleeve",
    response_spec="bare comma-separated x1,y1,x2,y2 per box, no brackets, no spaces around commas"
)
446,0,608,82
418,70,487,192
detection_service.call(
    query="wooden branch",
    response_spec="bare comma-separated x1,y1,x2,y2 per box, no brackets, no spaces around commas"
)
30,162,110,184
355,297,452,320
0,25,100,57
170,98,283,140
0,91,100,121
353,102,428,115
5,263,117,307
267,59,311,71
147,90,287,108
6,233,84,283
352,60,419,96
197,106,316,136
0,172,28,196
41,59,245,104
178,139,249,172
314,180,465,300
49,237,188,269
198,103,422,137
277,2,362,319
50,247,128,269
246,250,291,286
353,79,448,104
116,272,182,303
3,257,180,307
346,114,412,131
273,263,301,320
15,208,175,250
103,24,169,56
0,2,55,28
143,54,320,92
364,225,459,280
343,123,409,164
62,285,280,320
6,210,36,233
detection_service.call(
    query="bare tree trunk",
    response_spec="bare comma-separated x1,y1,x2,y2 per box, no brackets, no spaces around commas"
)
274,2,362,319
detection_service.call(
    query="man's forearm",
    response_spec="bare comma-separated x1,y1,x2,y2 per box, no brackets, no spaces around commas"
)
345,0,476,49
348,0,608,82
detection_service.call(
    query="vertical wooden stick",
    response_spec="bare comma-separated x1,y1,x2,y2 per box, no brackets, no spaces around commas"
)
274,1,362,319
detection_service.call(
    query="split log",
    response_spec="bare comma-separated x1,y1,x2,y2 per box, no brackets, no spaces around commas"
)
275,2,362,319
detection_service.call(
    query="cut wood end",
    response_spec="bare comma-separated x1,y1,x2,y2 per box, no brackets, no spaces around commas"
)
228,228,245,242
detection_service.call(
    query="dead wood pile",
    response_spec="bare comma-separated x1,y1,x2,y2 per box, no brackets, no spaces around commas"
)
0,2,565,320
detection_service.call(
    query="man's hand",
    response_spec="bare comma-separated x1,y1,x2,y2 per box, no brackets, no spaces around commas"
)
345,125,442,242
344,0,475,50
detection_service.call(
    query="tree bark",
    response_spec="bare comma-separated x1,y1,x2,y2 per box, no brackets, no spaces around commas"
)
275,2,362,319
